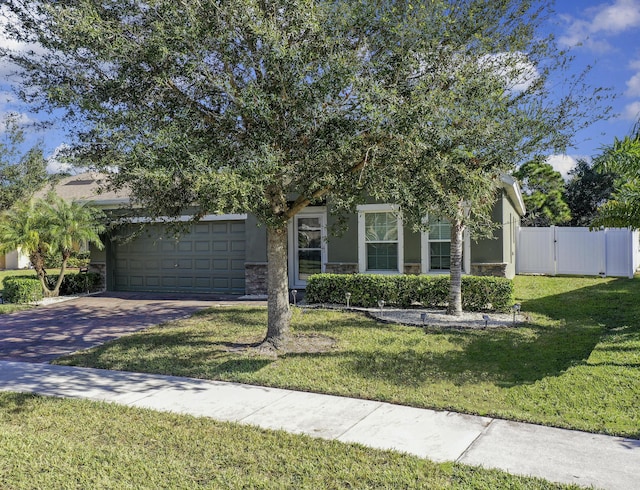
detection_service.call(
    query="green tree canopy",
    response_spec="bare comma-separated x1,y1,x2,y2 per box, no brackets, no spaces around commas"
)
564,159,615,227
0,115,49,211
1,0,610,334
592,122,640,229
514,160,571,226
0,195,105,297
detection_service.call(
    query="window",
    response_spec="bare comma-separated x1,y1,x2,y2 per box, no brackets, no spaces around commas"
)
428,218,451,270
358,204,403,273
420,217,470,274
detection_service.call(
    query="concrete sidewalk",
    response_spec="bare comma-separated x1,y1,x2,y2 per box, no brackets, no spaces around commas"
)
0,361,637,489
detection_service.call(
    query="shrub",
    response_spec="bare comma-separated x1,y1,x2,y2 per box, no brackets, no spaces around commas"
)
66,251,91,269
55,272,102,295
305,274,513,312
2,272,102,303
3,276,43,304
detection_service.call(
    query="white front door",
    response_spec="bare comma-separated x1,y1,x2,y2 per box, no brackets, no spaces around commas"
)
289,210,326,288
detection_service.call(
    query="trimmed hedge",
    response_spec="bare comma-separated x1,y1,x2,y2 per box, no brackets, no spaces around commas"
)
57,272,102,296
305,274,513,312
2,272,102,304
2,277,44,304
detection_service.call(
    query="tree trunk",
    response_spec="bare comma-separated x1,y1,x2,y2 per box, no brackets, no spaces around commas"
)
30,250,53,298
263,224,291,349
447,217,464,316
50,253,70,297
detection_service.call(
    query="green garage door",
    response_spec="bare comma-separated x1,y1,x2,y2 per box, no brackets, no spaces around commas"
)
110,220,246,294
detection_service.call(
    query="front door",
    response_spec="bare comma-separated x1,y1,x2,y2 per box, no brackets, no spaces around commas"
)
289,212,326,288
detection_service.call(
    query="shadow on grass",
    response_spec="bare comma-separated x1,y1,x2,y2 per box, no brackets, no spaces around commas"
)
0,392,40,415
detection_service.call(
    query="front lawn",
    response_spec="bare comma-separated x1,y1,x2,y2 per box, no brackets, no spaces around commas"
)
56,275,640,438
0,393,574,489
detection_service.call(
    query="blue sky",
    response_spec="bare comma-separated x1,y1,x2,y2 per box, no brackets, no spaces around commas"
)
1,0,640,176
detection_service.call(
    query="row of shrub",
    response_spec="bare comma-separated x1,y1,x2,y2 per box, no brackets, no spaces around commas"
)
305,274,514,312
2,272,102,304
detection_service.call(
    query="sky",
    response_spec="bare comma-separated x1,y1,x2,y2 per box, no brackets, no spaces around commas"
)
1,0,640,177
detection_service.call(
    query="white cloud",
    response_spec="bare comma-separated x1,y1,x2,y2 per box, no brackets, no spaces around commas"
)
621,100,640,120
626,59,640,97
479,52,540,93
559,0,640,52
626,73,640,97
46,144,73,174
546,154,579,180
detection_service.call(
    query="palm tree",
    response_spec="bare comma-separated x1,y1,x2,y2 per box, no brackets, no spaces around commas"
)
0,196,106,297
43,195,106,297
0,199,52,293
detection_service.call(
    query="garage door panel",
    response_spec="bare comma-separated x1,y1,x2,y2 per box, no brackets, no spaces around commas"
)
129,259,144,270
130,276,144,287
161,259,178,270
230,222,245,234
160,241,176,252
112,221,246,294
161,277,177,287
146,276,160,287
177,259,192,270
195,241,210,252
145,259,160,269
213,241,228,252
212,259,230,270
195,259,210,269
194,277,211,288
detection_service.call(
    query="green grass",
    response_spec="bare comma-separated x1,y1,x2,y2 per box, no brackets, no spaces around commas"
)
55,275,640,438
0,392,575,489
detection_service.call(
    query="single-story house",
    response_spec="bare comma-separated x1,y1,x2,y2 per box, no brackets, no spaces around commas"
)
46,172,525,295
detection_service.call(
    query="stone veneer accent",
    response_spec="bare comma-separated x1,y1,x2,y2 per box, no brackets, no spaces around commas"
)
403,263,421,275
471,262,508,278
324,263,358,274
245,262,268,295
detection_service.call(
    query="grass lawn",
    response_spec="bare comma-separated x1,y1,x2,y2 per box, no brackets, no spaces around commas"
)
0,392,576,489
55,275,640,438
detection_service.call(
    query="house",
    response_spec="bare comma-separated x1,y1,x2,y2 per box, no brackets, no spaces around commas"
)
0,249,31,270
47,172,525,295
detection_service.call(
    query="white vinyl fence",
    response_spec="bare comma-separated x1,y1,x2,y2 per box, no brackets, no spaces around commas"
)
517,227,640,278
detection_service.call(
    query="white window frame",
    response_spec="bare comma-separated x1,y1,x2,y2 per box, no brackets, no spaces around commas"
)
420,217,471,274
288,207,327,288
357,204,404,274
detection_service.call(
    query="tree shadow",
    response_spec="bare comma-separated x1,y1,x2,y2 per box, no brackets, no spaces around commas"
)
320,277,639,388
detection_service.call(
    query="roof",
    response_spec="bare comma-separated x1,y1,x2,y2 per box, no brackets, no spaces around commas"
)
35,172,129,207
501,174,526,217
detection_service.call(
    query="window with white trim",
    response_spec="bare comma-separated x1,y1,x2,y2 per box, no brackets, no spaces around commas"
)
428,218,451,270
358,204,403,273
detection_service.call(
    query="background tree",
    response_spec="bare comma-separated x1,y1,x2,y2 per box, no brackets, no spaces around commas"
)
592,121,640,229
0,114,49,210
564,159,615,227
514,160,571,226
0,195,105,297
1,0,610,328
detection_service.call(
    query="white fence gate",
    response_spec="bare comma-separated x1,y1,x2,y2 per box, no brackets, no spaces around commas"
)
517,227,640,278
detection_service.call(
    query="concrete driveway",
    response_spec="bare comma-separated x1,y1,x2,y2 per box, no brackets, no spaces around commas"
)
0,292,266,363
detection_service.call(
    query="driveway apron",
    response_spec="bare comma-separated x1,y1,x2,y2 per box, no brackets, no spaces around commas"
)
0,292,262,363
